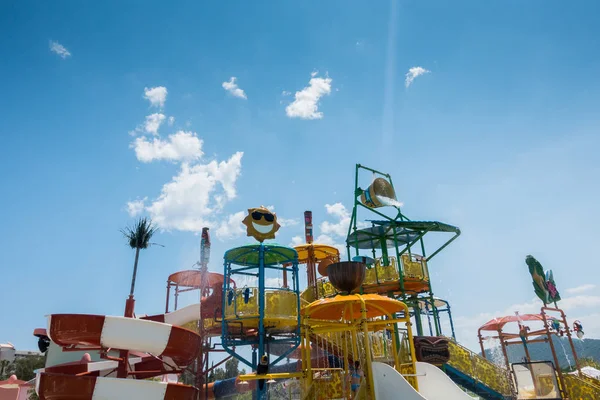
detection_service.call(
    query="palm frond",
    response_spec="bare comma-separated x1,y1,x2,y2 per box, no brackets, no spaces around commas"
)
121,217,158,249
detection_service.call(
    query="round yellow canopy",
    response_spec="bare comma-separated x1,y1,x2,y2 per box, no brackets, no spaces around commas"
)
294,244,340,263
303,294,408,321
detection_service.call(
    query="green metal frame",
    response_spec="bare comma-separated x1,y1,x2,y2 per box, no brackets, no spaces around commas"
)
345,163,461,337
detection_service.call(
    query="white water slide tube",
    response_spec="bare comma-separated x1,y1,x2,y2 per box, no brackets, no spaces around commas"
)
371,362,476,400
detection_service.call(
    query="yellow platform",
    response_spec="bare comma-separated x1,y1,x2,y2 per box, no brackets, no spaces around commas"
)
223,288,298,331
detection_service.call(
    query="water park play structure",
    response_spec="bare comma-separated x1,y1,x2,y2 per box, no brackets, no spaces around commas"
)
27,164,600,399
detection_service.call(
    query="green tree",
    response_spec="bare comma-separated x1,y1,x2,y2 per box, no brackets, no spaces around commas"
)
579,356,600,369
0,360,10,380
3,355,45,382
121,217,158,316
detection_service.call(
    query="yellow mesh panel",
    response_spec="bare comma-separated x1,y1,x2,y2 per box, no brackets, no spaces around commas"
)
313,370,344,400
320,280,336,297
224,288,259,319
401,254,429,281
266,291,298,319
563,374,600,400
364,267,378,285
447,341,512,396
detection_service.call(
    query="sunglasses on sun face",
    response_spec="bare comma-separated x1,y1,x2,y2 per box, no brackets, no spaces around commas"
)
252,211,274,222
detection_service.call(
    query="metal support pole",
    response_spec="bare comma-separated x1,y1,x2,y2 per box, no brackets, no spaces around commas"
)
447,304,456,340
425,302,433,336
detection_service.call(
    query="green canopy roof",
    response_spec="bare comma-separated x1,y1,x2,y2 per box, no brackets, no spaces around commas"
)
224,243,298,266
367,220,460,234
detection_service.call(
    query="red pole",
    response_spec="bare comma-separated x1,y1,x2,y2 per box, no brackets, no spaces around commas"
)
304,211,314,244
304,211,317,296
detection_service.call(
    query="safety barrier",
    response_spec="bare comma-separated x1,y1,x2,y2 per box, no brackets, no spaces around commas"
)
223,288,298,322
563,373,600,400
446,340,513,397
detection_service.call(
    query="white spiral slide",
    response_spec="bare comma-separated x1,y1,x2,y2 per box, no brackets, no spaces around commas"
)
372,362,427,400
415,361,477,399
371,362,475,400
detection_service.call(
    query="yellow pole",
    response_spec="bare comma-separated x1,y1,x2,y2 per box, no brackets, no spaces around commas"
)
390,324,400,373
343,331,350,398
360,296,376,399
351,329,359,362
304,318,313,390
405,317,419,392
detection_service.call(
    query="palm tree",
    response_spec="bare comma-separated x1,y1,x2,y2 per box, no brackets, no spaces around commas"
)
121,217,158,316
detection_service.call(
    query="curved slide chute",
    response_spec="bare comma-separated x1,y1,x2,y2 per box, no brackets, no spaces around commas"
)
371,362,476,400
372,362,427,400
416,362,477,399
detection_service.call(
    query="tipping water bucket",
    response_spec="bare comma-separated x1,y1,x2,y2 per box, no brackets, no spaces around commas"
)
359,177,397,208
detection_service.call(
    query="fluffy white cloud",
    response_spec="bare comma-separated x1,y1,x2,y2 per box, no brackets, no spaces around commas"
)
132,131,204,163
289,236,304,247
168,116,175,126
315,233,346,258
49,41,71,59
320,203,352,237
565,284,596,294
261,206,298,227
285,72,332,120
146,152,243,232
144,86,168,108
278,218,299,227
266,277,284,287
144,113,166,135
405,66,430,88
215,211,246,240
126,198,147,217
222,77,247,99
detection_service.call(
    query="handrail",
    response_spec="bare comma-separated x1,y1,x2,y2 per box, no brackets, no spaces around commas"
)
446,340,513,396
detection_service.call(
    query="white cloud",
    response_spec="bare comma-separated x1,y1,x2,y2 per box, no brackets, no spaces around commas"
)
566,284,596,294
49,41,71,59
278,218,299,227
289,236,304,247
285,73,332,120
315,234,346,258
146,152,243,232
266,277,283,287
131,131,204,163
222,77,247,99
168,116,175,126
405,66,430,88
126,198,147,217
216,211,246,240
320,203,352,237
144,113,166,135
144,86,168,108
281,91,291,96
259,206,298,228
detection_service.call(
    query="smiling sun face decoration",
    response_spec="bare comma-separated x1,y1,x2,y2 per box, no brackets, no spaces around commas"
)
242,206,281,242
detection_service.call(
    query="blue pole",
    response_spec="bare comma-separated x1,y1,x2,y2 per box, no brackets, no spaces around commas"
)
221,259,228,352
257,243,266,399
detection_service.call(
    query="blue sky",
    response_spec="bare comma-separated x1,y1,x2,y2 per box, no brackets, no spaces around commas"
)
1,0,600,354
